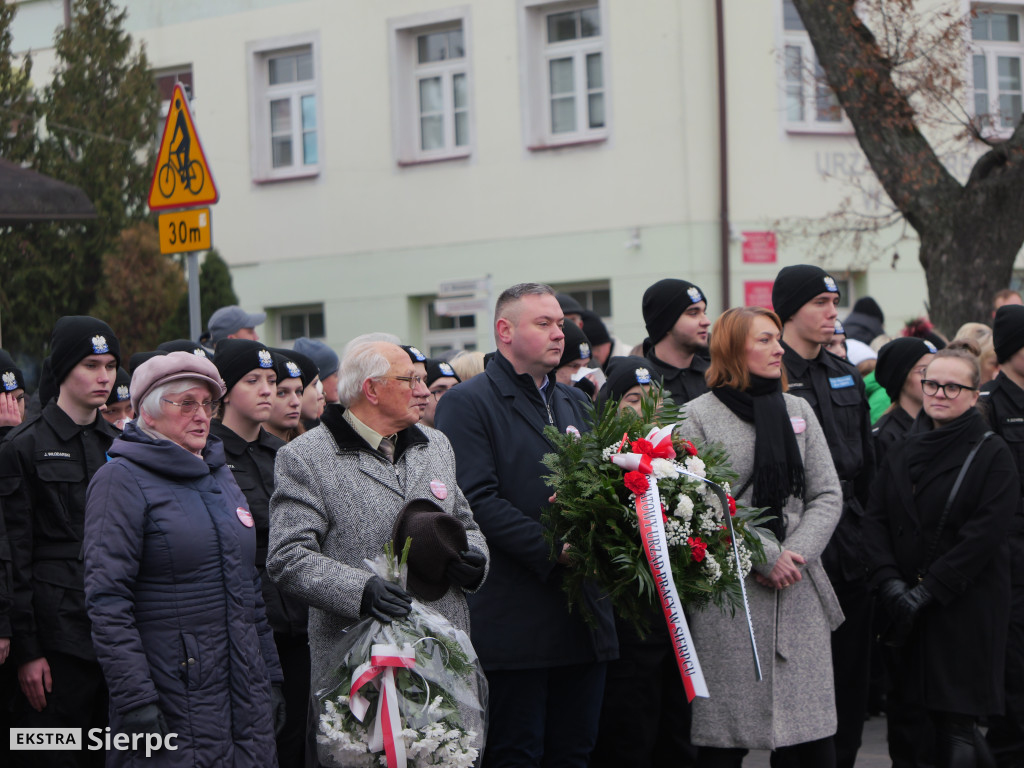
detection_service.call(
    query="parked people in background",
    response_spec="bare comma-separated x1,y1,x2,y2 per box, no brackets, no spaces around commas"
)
865,344,1017,768
842,297,885,346
293,337,340,405
84,352,284,767
436,284,617,767
0,316,121,768
208,305,266,348
99,367,133,430
422,357,461,429
773,265,875,768
681,306,843,768
582,309,614,369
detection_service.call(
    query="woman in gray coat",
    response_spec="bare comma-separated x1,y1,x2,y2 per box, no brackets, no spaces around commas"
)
678,306,843,767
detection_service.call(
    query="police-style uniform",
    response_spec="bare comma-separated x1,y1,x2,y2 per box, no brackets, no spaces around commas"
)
980,373,1024,763
782,341,875,768
0,401,119,766
643,348,710,407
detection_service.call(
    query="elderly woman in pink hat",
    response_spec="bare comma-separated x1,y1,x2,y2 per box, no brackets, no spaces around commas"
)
83,352,284,767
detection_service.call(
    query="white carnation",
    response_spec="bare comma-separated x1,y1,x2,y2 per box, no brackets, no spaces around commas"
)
651,458,677,479
684,456,706,478
674,494,695,520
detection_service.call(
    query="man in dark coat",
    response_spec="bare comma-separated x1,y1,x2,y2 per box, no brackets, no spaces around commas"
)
981,304,1024,765
773,266,875,768
435,283,618,767
641,278,711,407
0,316,121,767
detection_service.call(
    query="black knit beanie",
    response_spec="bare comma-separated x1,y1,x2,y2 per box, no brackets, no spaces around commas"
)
105,367,132,407
49,316,121,385
270,347,317,388
271,351,306,389
597,355,655,408
0,350,25,393
214,339,275,394
581,310,611,347
558,322,592,369
425,358,461,387
875,337,937,402
642,279,707,344
157,338,212,360
771,265,840,323
851,296,884,323
400,345,428,365
994,304,1024,363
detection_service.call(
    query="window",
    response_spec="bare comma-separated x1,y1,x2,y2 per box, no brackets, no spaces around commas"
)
424,300,477,356
780,0,849,133
520,1,609,149
971,6,1024,132
277,305,325,342
247,34,322,181
390,10,472,165
551,280,612,317
155,67,193,121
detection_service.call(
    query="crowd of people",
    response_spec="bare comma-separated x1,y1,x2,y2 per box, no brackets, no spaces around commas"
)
0,270,1021,768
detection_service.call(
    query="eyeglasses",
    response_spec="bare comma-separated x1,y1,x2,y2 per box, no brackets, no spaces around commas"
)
380,375,425,390
428,387,450,401
162,398,217,416
921,380,976,399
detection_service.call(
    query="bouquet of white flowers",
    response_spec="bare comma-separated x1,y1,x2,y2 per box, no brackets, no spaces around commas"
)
313,543,487,768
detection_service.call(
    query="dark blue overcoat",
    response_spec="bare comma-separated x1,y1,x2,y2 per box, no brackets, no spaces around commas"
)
84,422,283,767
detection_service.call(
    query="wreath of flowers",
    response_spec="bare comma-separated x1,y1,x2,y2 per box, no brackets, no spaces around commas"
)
541,390,773,637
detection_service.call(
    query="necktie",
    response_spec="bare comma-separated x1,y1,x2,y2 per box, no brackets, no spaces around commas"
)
379,436,396,463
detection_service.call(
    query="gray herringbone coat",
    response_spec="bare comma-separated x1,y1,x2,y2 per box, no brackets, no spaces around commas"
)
679,393,844,750
266,406,488,691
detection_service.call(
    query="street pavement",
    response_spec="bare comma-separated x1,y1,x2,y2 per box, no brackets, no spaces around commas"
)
746,715,890,767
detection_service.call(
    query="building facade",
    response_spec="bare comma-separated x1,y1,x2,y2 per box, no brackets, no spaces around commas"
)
10,0,1012,352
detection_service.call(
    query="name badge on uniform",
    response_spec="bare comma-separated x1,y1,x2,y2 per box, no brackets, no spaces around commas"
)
1007,417,1024,424
829,375,855,389
788,382,805,390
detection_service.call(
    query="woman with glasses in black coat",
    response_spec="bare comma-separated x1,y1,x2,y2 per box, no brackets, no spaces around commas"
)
864,342,1020,768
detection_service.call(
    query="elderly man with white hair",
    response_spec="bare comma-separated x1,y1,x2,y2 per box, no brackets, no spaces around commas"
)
266,340,488,701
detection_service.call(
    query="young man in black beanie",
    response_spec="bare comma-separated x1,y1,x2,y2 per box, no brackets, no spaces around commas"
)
772,265,875,768
981,303,1024,765
0,316,120,767
641,278,711,407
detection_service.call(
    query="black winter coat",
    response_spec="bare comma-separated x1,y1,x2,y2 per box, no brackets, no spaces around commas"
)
863,409,1018,716
435,351,618,670
84,422,282,767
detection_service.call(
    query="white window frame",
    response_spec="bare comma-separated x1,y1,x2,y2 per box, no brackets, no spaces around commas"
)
519,0,610,150
389,8,473,166
779,0,852,135
969,3,1024,136
422,299,478,355
246,32,323,182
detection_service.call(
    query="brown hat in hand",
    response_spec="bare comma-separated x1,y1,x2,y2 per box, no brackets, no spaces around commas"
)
391,498,468,601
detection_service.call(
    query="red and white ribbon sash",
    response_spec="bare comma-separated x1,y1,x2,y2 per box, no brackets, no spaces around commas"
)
612,427,709,701
349,643,416,768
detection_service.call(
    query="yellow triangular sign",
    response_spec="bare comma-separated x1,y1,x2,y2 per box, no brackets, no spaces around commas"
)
148,83,219,211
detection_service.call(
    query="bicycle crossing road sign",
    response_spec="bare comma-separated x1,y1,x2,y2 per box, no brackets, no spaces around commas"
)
148,83,219,211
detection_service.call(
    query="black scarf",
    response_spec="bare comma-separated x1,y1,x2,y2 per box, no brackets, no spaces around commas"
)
905,407,987,486
713,375,805,542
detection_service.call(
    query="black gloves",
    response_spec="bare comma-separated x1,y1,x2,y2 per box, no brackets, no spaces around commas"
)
121,702,170,738
877,578,910,611
882,581,933,648
360,576,412,622
271,683,287,737
447,550,487,590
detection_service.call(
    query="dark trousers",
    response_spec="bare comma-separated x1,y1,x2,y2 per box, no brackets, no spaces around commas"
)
696,737,835,768
884,644,937,768
987,567,1024,766
275,632,312,768
831,579,873,768
11,651,108,768
592,632,696,768
482,662,607,768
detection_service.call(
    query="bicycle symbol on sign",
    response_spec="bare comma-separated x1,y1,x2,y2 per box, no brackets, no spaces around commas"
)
157,97,205,198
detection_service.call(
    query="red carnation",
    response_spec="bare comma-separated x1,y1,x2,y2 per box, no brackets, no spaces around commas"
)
727,494,737,515
688,536,708,562
682,440,698,456
631,438,655,456
624,471,649,495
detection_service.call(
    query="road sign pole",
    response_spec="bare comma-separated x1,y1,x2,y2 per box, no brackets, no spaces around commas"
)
187,251,201,342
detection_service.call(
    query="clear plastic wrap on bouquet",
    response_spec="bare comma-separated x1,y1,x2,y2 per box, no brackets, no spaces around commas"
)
311,546,488,768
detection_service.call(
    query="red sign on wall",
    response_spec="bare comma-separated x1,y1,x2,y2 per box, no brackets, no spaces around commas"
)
742,231,777,264
745,281,775,309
